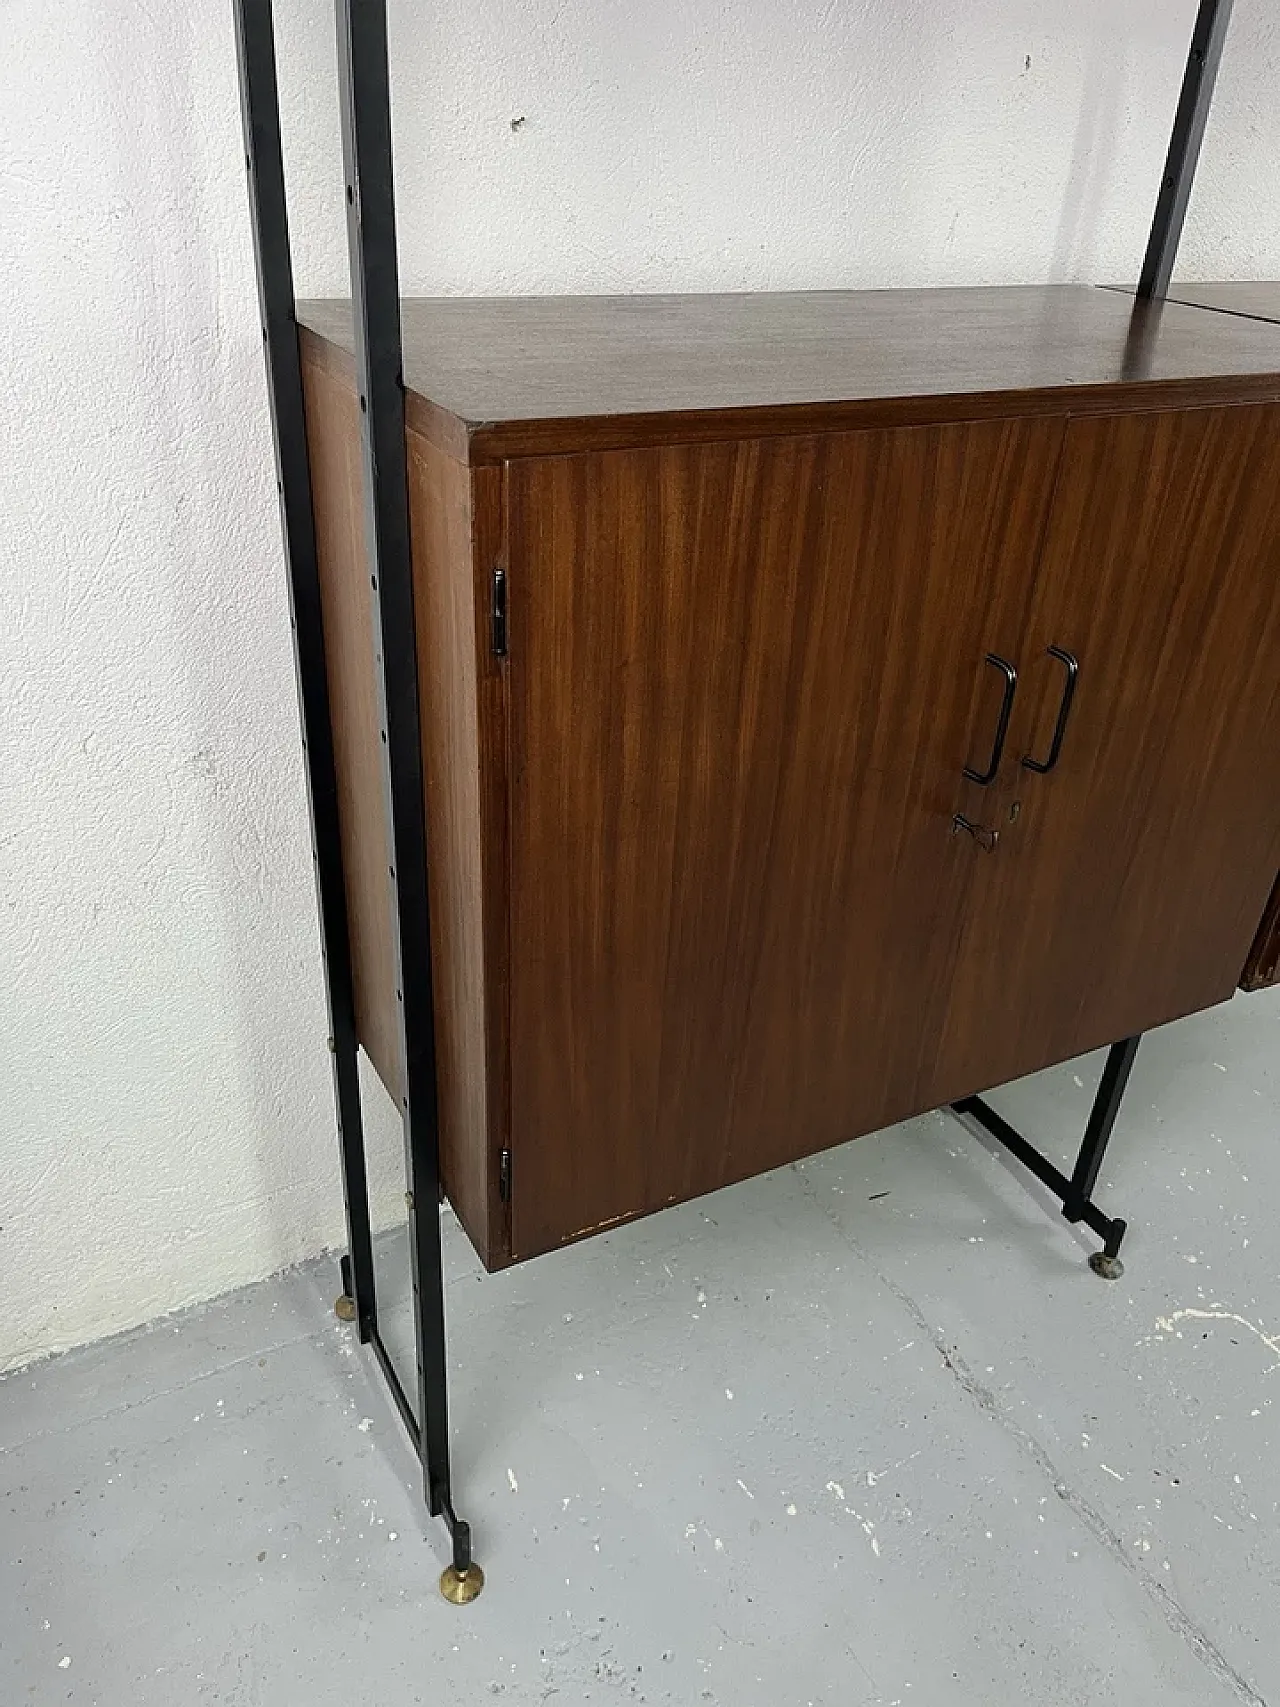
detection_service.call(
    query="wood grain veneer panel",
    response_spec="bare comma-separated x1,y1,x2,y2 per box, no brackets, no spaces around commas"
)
940,403,1280,1074
504,418,1065,1259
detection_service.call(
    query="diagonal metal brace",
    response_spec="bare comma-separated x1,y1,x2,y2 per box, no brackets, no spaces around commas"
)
951,1036,1141,1275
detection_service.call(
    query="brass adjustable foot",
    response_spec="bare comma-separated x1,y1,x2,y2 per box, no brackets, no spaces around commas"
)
435,1495,480,1600
439,1563,484,1604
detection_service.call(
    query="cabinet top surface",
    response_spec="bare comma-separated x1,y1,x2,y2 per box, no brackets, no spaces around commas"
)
297,285,1280,462
1163,281,1280,324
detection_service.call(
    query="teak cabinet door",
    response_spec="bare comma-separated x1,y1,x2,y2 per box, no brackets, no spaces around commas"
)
504,420,1064,1259
941,403,1280,1087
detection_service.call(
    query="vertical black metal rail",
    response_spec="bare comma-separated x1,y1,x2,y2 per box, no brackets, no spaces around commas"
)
233,0,377,1344
1137,0,1234,299
951,1035,1142,1277
334,0,475,1590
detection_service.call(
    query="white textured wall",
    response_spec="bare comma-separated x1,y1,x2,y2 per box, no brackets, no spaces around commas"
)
2,0,1277,1372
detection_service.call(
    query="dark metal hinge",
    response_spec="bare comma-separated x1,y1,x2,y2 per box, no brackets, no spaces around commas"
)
491,567,508,657
499,1147,511,1204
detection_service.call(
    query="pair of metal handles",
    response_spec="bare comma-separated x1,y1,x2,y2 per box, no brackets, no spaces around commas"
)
963,645,1079,785
953,646,1078,850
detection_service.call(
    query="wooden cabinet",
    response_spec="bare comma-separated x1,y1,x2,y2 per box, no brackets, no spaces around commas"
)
298,286,1280,1271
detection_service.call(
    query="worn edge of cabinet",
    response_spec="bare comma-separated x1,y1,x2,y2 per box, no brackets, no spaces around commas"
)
302,346,509,1270
518,986,1248,1265
1241,876,1280,990
299,323,1280,466
300,325,471,463
405,432,512,1270
467,460,513,1262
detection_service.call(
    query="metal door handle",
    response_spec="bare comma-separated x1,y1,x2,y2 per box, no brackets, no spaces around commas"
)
952,814,999,851
963,654,1018,785
1022,646,1079,775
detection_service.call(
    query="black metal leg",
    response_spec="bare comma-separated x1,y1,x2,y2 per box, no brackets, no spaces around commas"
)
233,0,376,1344
951,1036,1142,1278
334,0,479,1601
1062,1034,1141,1223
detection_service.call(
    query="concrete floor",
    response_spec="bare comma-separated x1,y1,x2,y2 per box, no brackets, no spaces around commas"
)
4,992,1278,1706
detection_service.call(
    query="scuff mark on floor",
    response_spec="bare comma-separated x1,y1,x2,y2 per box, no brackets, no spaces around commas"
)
1154,1307,1280,1368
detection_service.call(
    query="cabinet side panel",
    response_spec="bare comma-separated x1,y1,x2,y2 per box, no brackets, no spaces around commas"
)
1241,876,1280,991
407,435,499,1267
301,357,401,1099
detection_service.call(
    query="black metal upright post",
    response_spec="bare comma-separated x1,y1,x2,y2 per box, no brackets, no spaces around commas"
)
1137,0,1234,299
334,0,479,1601
233,0,377,1344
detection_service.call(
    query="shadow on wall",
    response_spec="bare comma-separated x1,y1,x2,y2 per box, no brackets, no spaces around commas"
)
274,0,1188,299
1047,21,1128,283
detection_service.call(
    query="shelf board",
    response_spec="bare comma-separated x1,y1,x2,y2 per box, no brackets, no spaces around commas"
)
1160,281,1280,325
